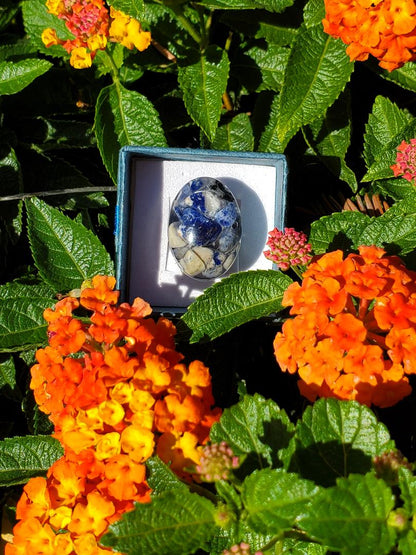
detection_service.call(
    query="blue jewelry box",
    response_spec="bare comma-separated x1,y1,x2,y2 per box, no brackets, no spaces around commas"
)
115,146,288,312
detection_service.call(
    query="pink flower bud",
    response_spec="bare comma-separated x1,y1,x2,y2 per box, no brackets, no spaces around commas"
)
196,441,240,482
391,139,416,183
263,227,312,271
223,543,263,555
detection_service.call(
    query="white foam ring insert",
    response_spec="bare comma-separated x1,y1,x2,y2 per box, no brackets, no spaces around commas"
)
128,158,278,308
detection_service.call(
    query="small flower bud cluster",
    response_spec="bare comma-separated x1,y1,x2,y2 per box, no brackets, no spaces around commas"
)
223,543,263,555
196,441,239,482
264,227,312,271
387,509,409,532
391,139,416,184
373,450,412,486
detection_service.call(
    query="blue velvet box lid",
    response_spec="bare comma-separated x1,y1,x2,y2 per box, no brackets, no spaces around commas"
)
115,146,288,312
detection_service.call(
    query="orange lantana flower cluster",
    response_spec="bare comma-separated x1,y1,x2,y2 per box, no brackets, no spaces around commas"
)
322,0,416,71
42,0,151,68
274,246,416,408
6,276,221,555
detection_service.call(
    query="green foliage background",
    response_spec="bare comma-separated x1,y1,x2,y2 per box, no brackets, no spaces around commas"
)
2,0,416,553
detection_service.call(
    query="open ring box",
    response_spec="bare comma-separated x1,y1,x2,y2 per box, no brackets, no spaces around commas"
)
115,146,288,313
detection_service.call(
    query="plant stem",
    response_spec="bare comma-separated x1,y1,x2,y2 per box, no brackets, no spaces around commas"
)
291,265,305,280
105,49,121,85
199,7,213,50
222,31,234,110
170,5,202,45
222,92,233,111
151,39,177,63
259,535,281,552
187,481,218,503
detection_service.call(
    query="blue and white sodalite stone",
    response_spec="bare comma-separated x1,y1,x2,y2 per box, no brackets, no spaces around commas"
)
169,177,241,279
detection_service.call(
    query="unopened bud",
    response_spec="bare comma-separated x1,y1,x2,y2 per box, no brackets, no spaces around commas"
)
373,450,412,486
196,442,240,482
223,542,263,555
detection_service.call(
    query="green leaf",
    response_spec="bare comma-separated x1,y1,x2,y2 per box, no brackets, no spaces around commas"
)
233,44,290,93
146,457,188,495
0,59,52,95
398,467,416,516
388,194,416,216
260,0,296,10
299,473,396,555
221,11,297,45
0,2,20,32
309,211,372,254
242,468,320,534
101,488,217,555
178,46,230,142
0,39,39,62
0,282,56,351
0,355,15,387
0,355,17,397
95,43,126,78
22,388,54,436
276,24,354,148
215,480,243,513
0,435,63,487
275,536,327,554
290,399,394,487
0,147,23,192
258,93,284,152
106,0,144,19
181,270,293,343
0,148,24,244
311,205,416,257
380,61,416,93
211,113,254,151
25,197,114,291
95,83,167,183
37,117,96,150
209,520,273,555
370,176,416,201
210,393,295,472
363,95,413,170
398,530,416,555
363,96,413,167
22,0,72,57
357,211,416,254
303,0,326,28
304,91,357,191
362,97,416,182
198,0,294,11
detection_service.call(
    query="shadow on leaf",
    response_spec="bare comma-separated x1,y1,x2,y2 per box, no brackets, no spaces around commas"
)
235,413,296,479
288,439,373,487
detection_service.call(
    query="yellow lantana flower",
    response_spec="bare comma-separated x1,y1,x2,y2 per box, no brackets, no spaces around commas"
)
87,33,108,51
45,0,65,15
98,399,125,426
95,432,121,461
109,8,151,51
41,28,60,48
110,381,134,404
120,425,154,463
48,506,72,530
68,492,115,536
70,46,93,69
130,409,155,430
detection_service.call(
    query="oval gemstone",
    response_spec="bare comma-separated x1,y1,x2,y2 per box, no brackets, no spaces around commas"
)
169,177,242,279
